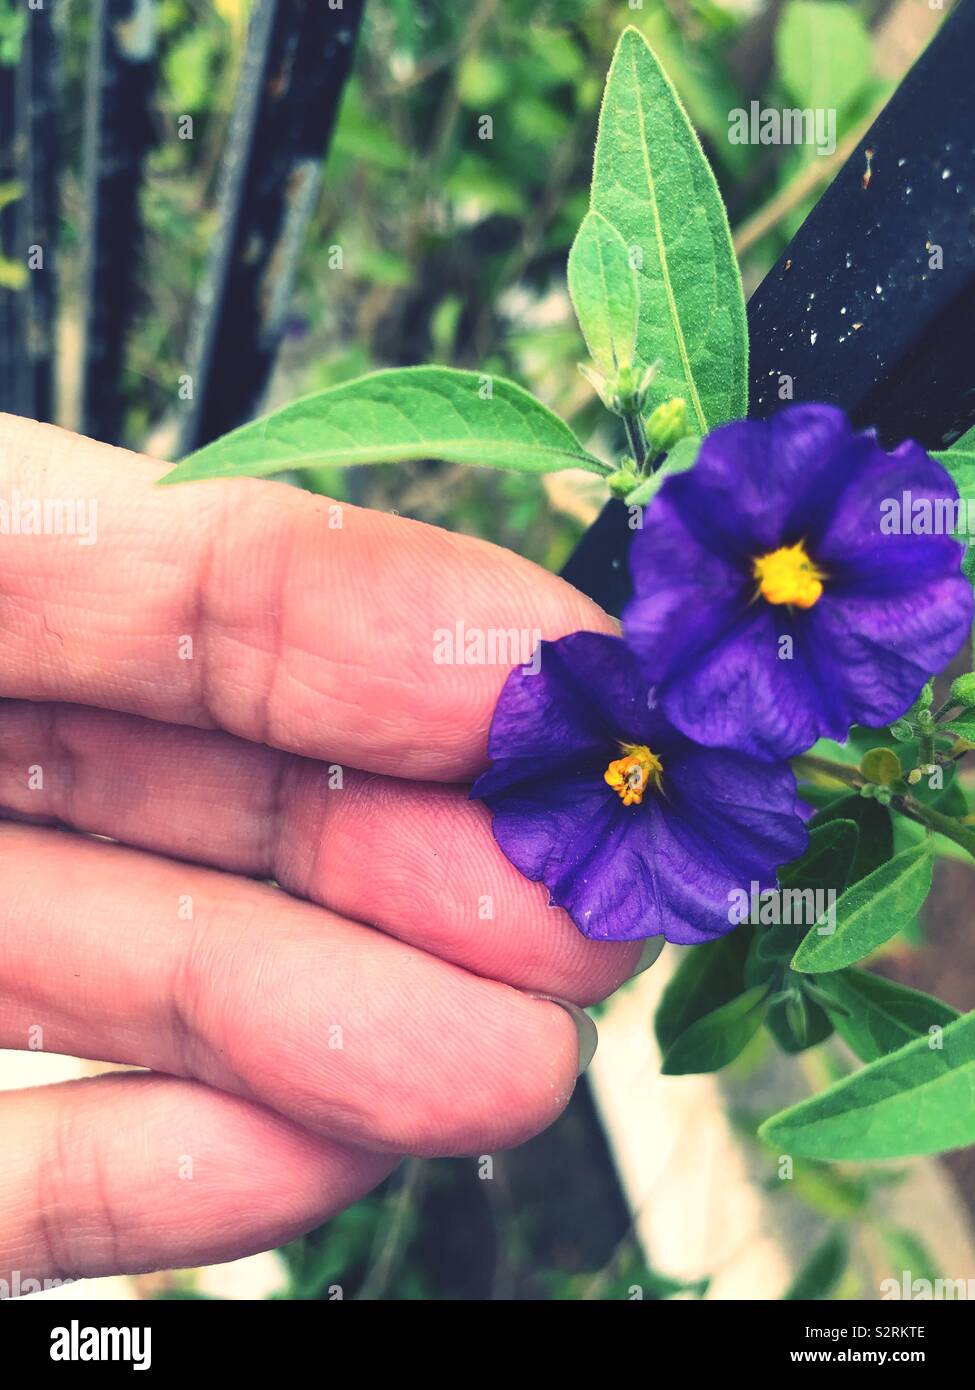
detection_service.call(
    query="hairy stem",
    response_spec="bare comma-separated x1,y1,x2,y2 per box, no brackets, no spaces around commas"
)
622,410,650,473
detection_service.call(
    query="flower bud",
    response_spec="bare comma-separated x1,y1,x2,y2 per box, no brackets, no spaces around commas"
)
950,672,975,709
859,747,901,786
646,397,688,454
607,462,639,499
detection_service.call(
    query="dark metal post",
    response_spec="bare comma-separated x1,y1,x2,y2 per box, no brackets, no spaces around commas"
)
0,0,59,422
0,44,20,414
176,0,365,457
80,0,157,444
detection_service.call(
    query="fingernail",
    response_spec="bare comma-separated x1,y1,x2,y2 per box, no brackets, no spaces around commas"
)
631,936,665,978
530,994,598,1076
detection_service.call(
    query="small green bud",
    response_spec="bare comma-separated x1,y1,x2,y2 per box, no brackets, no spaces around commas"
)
859,782,878,798
911,679,935,712
950,672,975,709
614,364,635,403
784,993,808,1046
915,707,934,729
607,462,639,499
859,747,901,786
645,397,689,454
889,719,914,742
906,767,923,785
875,786,893,806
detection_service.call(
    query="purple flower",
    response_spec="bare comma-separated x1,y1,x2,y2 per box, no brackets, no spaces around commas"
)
624,404,973,760
472,632,807,943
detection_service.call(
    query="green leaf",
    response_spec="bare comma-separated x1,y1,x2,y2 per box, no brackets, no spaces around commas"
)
776,2,873,116
567,211,639,374
766,991,834,1055
881,1227,942,1288
811,795,893,884
932,431,975,539
759,1009,975,1160
814,969,959,1063
791,843,934,974
782,1229,848,1301
589,27,747,433
163,368,607,484
780,818,859,895
624,434,701,506
655,926,751,1054
660,985,769,1075
798,783,847,813
944,717,975,742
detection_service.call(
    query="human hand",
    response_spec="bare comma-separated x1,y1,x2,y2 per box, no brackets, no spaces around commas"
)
0,415,642,1290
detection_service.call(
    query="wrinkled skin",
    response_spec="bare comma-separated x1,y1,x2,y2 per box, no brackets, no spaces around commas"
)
0,415,643,1290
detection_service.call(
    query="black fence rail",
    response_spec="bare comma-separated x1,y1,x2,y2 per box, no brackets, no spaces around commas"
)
1,0,57,423
0,0,364,450
80,0,158,444
177,0,364,455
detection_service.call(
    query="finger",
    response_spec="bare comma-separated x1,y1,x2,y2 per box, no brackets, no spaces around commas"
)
0,414,612,779
0,1072,396,1286
0,823,587,1155
0,701,642,1003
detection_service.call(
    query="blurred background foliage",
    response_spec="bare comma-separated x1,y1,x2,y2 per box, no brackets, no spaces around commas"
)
9,0,965,1299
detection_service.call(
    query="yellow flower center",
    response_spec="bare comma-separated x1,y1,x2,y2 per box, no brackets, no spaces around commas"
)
604,743,663,807
752,541,825,609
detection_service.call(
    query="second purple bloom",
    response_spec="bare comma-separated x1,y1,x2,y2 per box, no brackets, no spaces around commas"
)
624,404,973,760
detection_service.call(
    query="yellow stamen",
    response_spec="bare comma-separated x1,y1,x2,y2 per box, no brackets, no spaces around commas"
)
752,541,825,609
604,743,663,807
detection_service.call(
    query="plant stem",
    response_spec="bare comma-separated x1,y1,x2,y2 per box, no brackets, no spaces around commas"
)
889,796,975,859
622,411,650,473
791,753,975,861
790,753,862,790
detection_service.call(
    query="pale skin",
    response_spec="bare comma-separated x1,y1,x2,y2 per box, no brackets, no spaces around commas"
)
0,414,642,1287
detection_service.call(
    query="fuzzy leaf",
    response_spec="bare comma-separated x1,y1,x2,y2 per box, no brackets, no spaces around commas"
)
791,843,933,973
814,969,959,1063
760,1010,975,1159
589,27,747,433
568,210,639,374
164,368,606,483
